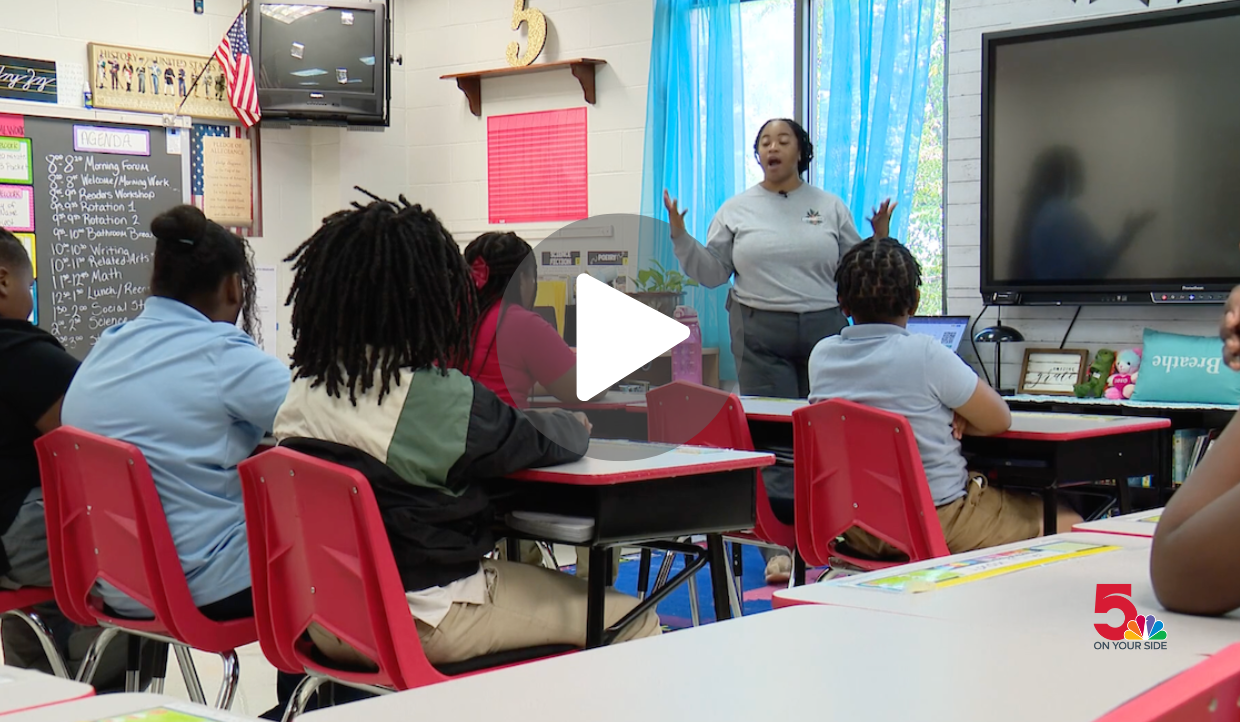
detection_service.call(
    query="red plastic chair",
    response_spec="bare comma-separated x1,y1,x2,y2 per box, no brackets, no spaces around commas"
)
238,447,574,720
35,427,256,707
646,381,799,607
791,399,950,575
1096,642,1240,721
0,587,70,678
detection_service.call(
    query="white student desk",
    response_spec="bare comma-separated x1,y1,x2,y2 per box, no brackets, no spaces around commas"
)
502,439,774,646
3,694,257,721
1073,508,1163,538
0,666,93,716
298,605,1199,722
773,533,1240,657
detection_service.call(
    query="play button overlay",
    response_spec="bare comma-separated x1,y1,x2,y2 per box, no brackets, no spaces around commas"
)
491,213,731,460
575,274,688,400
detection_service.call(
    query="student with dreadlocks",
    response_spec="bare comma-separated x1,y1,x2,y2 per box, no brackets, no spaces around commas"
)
462,231,580,407
806,238,1081,559
664,118,896,583
273,193,660,670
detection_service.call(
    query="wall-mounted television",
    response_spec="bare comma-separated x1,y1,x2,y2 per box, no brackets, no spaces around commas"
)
981,1,1240,306
250,0,388,126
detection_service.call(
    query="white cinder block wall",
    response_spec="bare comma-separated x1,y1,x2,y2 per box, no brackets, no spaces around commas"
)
316,0,655,247
0,0,315,358
947,0,1231,384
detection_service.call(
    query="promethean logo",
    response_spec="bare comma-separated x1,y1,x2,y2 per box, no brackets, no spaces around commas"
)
1094,584,1168,650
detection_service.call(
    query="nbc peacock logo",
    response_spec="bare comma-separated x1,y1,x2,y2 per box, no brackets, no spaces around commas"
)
1094,584,1169,650
1124,614,1167,642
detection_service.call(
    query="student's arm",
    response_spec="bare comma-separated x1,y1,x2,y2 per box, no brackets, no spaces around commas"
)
925,343,1011,437
0,338,79,437
954,380,1012,437
443,380,589,492
508,309,583,404
216,335,292,433
1151,415,1240,615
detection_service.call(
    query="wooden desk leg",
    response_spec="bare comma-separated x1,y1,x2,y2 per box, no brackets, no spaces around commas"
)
586,547,607,648
706,534,733,621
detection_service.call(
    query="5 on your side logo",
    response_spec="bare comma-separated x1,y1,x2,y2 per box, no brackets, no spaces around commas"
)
1094,584,1168,650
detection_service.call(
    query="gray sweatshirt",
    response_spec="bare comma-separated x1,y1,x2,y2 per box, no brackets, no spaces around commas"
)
672,183,864,313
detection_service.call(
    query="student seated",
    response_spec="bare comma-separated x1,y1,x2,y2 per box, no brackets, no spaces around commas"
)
1150,288,1240,615
0,229,137,684
792,237,1080,561
59,207,301,713
462,232,580,407
273,194,660,667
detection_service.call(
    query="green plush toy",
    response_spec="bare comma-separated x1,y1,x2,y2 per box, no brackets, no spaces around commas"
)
1074,349,1116,398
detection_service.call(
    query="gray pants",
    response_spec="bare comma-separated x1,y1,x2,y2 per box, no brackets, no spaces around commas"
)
727,298,847,560
1,488,133,689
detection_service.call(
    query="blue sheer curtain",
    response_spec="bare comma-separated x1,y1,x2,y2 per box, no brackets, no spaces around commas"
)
639,0,745,382
812,0,937,242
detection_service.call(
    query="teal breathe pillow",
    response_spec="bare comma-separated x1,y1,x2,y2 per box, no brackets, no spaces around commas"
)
1132,328,1240,405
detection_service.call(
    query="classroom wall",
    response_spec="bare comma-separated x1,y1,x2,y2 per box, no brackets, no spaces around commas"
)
945,0,1230,384
1,0,315,359
314,0,654,247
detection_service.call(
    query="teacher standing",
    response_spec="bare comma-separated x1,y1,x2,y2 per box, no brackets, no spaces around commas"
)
664,118,894,399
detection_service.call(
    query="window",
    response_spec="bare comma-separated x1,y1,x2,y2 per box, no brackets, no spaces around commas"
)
733,0,946,313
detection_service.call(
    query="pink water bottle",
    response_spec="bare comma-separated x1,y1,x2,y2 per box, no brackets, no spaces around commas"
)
672,305,702,385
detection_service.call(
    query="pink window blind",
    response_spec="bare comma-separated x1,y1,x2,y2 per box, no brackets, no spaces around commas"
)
488,108,588,224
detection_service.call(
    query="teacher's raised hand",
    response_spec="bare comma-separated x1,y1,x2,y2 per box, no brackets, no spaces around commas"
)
663,189,689,239
868,198,897,240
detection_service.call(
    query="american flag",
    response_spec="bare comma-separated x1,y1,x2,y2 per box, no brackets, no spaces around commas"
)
214,10,261,127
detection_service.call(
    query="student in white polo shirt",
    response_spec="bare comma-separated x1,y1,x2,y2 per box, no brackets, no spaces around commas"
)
805,238,1081,559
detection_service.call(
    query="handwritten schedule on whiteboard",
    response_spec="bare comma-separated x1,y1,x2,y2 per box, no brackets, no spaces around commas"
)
26,117,183,358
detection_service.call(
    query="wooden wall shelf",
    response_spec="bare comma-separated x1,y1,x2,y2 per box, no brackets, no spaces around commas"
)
441,58,607,117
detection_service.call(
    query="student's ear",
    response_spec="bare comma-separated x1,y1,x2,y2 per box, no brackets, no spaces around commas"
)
911,289,922,316
0,266,9,299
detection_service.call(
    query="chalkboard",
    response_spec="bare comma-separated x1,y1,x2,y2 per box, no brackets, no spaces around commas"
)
21,116,184,358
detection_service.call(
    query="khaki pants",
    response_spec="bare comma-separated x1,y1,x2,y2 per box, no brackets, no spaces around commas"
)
843,474,1042,560
310,559,660,668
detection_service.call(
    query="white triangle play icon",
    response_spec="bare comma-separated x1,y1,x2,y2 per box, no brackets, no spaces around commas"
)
575,274,689,401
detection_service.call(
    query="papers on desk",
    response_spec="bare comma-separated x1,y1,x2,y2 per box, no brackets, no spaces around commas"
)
838,540,1120,593
93,704,255,722
1139,515,1161,524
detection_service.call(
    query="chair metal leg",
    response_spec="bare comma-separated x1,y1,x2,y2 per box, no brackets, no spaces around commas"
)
791,551,807,588
214,650,240,709
76,626,120,684
149,642,170,694
125,634,142,693
3,610,70,679
281,674,328,722
173,644,208,705
652,550,676,590
636,548,653,601
536,541,559,570
725,547,744,618
686,574,700,627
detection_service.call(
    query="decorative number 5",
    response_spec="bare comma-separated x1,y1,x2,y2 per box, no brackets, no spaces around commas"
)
506,0,547,68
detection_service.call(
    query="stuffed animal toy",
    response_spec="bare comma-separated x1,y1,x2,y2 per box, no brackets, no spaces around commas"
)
1105,348,1142,400
1074,348,1116,398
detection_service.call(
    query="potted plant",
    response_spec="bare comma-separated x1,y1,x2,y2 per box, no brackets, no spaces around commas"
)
629,259,698,317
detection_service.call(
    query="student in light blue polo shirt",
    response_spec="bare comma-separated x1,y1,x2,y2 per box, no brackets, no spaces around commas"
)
62,205,290,619
802,238,1081,560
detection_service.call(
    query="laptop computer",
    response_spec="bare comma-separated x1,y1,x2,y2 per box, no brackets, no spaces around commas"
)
906,315,971,353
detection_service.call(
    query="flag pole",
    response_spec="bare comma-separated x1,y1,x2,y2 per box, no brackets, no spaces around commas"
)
176,2,249,117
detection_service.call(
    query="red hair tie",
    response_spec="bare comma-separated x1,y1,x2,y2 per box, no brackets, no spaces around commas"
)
470,256,490,289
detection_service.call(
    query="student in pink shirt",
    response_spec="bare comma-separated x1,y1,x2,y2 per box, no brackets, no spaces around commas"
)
462,232,579,408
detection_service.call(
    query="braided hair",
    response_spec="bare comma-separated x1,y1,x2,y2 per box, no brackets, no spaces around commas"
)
149,205,259,342
463,231,535,312
753,118,815,176
283,189,477,405
835,237,922,322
